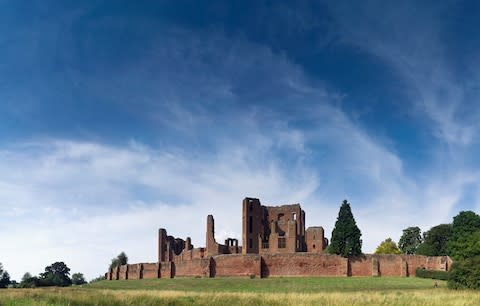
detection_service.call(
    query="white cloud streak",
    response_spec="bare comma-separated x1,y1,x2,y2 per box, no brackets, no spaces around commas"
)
328,1,479,146
0,108,469,281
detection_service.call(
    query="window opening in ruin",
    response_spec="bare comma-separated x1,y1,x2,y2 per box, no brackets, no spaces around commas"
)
249,203,253,211
313,244,316,249
278,237,286,248
278,213,284,221
249,216,253,233
262,241,269,249
249,238,253,249
293,213,297,220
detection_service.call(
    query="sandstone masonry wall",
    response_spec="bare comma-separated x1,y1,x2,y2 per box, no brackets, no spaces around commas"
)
142,263,159,279
174,259,211,277
212,254,261,277
349,255,374,276
261,253,348,277
106,254,451,280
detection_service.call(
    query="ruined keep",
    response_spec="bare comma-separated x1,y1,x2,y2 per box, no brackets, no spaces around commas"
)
106,197,452,279
243,198,328,254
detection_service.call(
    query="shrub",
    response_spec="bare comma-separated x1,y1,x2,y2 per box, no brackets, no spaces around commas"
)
72,273,87,285
415,268,449,281
448,256,480,289
89,275,106,283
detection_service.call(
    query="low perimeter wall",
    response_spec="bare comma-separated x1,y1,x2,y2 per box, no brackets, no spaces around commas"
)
106,254,451,280
262,254,348,277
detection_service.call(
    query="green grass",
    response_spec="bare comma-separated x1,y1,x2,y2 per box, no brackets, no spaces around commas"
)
1,277,479,306
87,276,446,292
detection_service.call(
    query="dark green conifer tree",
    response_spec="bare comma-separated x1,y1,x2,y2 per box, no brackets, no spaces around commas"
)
328,199,362,257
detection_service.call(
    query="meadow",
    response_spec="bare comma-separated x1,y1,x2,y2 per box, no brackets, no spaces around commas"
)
1,277,479,306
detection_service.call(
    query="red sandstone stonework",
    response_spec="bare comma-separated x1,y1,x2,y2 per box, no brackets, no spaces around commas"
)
106,197,452,280
107,254,451,280
213,254,261,277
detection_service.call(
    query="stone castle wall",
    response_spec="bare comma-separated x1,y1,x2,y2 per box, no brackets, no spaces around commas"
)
106,197,452,281
262,253,348,277
106,253,451,280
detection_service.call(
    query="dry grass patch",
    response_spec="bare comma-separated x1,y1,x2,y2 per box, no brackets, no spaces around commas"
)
1,288,480,305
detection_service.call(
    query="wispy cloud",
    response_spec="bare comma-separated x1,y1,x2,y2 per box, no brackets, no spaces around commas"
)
328,1,478,146
0,134,319,280
0,107,466,281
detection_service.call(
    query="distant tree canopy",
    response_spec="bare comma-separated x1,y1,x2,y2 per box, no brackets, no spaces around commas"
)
21,272,32,282
19,272,38,288
39,262,72,287
109,252,128,270
375,238,402,255
0,263,10,288
328,200,362,257
71,273,87,285
398,226,422,254
416,224,452,256
89,275,107,283
447,211,480,261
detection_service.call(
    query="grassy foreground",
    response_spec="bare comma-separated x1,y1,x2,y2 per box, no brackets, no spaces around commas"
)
1,277,479,305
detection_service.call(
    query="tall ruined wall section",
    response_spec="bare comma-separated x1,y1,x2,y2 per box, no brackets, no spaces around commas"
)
106,254,451,280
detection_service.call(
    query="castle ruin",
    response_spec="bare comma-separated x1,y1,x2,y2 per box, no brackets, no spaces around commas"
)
106,197,451,279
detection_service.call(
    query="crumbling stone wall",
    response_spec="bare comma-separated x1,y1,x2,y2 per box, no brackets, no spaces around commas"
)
106,197,451,280
127,264,142,279
118,265,128,280
261,253,348,277
404,254,451,275
349,255,375,276
212,254,261,277
243,198,326,255
242,198,264,254
376,255,406,276
206,215,240,256
106,254,452,280
174,259,211,277
305,227,328,253
142,263,159,279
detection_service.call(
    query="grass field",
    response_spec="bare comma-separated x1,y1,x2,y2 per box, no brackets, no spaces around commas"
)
1,277,479,305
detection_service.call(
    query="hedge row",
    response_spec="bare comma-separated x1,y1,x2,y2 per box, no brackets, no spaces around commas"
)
415,268,449,280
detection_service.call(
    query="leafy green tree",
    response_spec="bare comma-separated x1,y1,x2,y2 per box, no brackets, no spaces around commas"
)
39,262,72,287
416,224,452,256
329,199,362,257
0,263,10,288
449,231,480,260
0,272,10,288
448,256,480,289
398,226,422,254
19,272,39,288
71,273,87,285
447,211,480,260
375,238,402,254
21,272,32,282
109,252,128,270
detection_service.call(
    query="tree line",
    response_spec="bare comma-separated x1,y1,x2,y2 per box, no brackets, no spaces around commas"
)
0,252,128,289
0,261,88,288
327,199,480,289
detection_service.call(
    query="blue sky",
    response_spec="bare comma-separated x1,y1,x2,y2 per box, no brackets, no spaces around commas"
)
1,0,480,280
